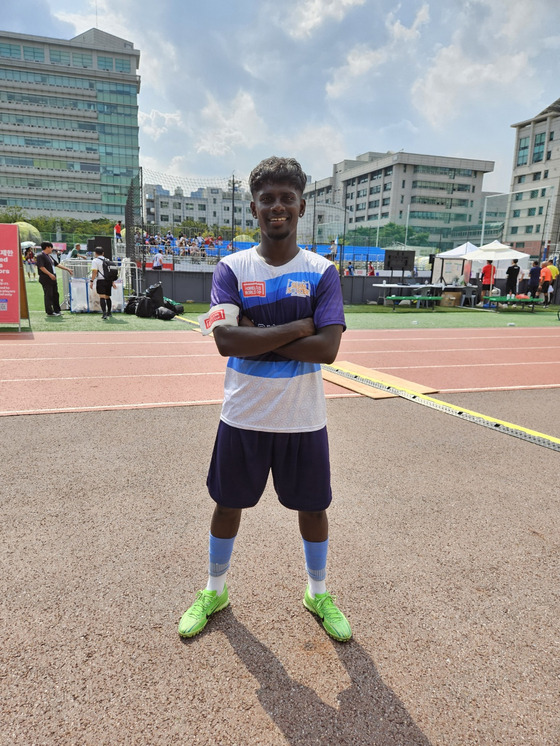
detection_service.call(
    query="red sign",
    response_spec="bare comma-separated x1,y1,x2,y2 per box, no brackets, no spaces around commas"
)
0,224,20,325
205,308,225,330
242,281,266,297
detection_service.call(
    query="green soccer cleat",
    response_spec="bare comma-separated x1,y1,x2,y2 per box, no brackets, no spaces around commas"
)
303,587,352,642
178,586,229,638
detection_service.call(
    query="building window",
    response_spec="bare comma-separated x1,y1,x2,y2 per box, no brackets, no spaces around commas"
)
402,180,406,188
115,58,131,73
543,170,548,178
23,46,45,62
517,136,529,166
356,202,366,211
368,200,380,209
72,52,93,67
541,188,546,197
530,190,539,198
532,172,541,181
513,210,520,218
173,215,181,222
160,201,169,208
382,197,390,206
369,185,380,195
535,224,541,233
515,193,523,201
510,226,518,234
517,175,526,184
384,167,393,176
173,202,181,209
383,182,392,191
357,188,367,197
0,43,21,59
49,49,71,65
538,206,544,215
98,56,114,71
160,214,169,222
525,225,533,233
198,204,206,210
358,175,368,184
532,132,545,163
528,208,536,216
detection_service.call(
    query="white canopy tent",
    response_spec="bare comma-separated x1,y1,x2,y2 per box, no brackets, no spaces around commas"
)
459,240,531,280
432,241,479,284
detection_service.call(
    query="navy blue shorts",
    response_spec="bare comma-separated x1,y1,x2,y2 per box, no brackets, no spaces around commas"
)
207,421,332,511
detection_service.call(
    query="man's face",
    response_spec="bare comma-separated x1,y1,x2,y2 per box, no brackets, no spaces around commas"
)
44,246,53,254
251,181,305,243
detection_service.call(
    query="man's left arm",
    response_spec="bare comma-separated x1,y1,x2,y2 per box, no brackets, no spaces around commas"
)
274,323,343,364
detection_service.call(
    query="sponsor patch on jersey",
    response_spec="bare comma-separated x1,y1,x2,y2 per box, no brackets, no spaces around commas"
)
242,281,266,297
205,308,225,329
286,279,311,298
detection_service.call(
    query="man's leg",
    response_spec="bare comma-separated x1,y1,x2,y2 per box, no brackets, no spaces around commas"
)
42,281,55,314
299,509,352,642
52,283,61,314
178,505,241,638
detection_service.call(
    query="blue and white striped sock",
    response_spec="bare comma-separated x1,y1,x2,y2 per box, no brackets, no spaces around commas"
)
206,533,235,594
302,537,328,597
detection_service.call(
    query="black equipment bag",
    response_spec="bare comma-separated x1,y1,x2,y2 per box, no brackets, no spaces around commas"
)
156,306,176,320
135,296,155,318
145,283,164,308
163,299,184,315
124,297,138,315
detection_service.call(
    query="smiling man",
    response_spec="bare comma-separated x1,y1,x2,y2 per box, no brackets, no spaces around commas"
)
178,156,351,642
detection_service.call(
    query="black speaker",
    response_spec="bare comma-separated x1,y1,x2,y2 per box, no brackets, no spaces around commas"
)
87,238,95,253
93,235,113,260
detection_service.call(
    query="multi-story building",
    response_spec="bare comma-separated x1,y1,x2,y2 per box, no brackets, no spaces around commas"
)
301,151,494,251
505,98,560,256
144,183,255,234
0,28,140,219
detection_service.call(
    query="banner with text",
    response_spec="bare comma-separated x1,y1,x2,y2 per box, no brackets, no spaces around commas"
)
0,224,20,325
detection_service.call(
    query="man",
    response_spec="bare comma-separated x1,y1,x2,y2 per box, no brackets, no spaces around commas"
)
539,261,552,306
90,247,116,319
69,243,87,259
505,258,520,299
114,220,123,243
152,248,164,270
547,260,558,303
478,259,496,306
36,241,73,316
178,156,351,642
528,260,541,298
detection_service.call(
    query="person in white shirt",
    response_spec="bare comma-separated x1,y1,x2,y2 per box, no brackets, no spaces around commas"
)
90,247,116,319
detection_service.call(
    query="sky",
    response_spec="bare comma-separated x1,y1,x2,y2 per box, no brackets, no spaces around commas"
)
3,0,560,192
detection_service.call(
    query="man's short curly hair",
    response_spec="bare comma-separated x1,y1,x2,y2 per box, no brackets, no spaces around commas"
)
249,156,307,196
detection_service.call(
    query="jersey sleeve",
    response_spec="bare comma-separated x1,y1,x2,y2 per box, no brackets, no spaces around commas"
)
313,263,346,330
210,261,241,309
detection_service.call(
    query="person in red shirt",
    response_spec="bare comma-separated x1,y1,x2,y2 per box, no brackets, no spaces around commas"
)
539,262,552,306
479,260,496,305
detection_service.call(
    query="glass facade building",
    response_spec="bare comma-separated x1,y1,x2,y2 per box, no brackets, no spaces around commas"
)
0,28,140,218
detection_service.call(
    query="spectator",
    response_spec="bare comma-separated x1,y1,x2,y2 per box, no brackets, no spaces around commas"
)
528,260,541,298
90,247,116,320
505,259,520,299
153,248,164,270
539,261,552,306
114,220,123,243
478,260,496,306
24,247,37,281
36,241,73,316
547,260,558,302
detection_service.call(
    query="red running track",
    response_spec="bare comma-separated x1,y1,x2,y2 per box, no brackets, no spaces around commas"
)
1,327,560,416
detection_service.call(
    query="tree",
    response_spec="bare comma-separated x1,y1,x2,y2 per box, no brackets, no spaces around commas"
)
345,222,431,247
0,206,28,224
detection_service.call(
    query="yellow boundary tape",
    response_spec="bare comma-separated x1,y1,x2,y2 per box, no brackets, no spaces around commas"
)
325,362,560,451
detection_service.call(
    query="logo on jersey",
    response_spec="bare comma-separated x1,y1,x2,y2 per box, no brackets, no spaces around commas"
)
242,281,266,297
286,279,311,298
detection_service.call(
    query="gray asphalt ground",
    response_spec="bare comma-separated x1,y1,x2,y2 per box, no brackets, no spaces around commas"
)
2,390,559,745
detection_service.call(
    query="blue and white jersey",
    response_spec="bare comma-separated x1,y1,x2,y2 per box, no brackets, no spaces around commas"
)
211,246,345,433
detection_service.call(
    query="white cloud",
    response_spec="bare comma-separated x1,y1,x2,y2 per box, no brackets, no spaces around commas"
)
138,110,187,141
326,44,389,98
411,45,534,128
195,91,268,157
286,0,366,40
386,3,430,41
326,3,430,99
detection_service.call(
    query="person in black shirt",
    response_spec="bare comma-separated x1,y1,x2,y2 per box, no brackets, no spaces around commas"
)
35,241,73,316
505,259,520,298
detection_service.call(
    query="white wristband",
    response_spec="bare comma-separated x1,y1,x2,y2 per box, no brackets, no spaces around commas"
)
198,303,240,335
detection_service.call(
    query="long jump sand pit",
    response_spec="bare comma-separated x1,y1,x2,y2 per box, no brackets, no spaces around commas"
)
2,388,558,745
